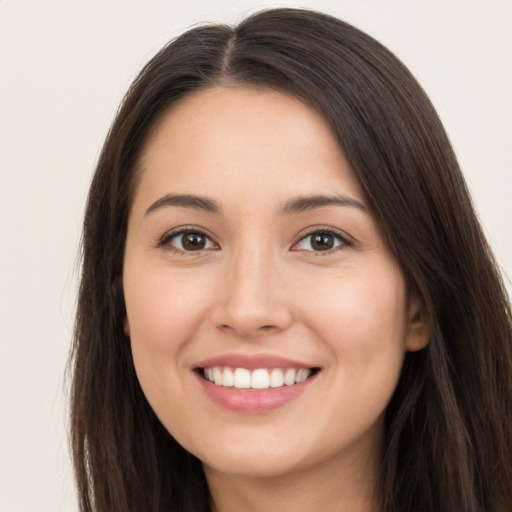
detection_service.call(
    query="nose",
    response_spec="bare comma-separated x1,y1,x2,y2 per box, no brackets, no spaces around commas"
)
210,246,293,339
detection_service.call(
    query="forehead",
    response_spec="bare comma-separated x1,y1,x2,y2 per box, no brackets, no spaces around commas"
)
133,86,365,213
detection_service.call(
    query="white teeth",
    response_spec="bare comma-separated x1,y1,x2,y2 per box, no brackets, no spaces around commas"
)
203,366,314,389
222,367,234,387
269,368,284,388
296,368,311,383
213,367,223,385
284,368,296,386
233,368,251,389
251,369,270,389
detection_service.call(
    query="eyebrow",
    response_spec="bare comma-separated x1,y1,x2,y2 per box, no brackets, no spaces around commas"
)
145,194,221,215
282,194,369,214
144,192,369,216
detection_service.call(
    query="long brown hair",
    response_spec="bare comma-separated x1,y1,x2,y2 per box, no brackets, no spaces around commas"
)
70,8,512,511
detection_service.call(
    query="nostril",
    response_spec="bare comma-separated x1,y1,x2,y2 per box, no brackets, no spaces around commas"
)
218,323,276,331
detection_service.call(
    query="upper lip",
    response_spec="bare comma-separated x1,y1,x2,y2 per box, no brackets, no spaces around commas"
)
194,353,317,370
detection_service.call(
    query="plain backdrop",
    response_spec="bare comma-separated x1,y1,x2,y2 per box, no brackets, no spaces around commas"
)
1,1,511,511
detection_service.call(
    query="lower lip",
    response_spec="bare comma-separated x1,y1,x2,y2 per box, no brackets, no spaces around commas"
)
196,372,316,413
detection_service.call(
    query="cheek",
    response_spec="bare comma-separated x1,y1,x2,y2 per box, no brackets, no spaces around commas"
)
123,266,215,406
299,268,407,394
123,266,218,429
308,272,407,424
125,269,209,352
304,269,407,342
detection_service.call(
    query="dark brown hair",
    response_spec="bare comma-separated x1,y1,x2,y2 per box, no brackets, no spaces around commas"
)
70,8,512,511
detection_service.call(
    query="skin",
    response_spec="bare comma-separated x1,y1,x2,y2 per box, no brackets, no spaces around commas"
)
123,86,429,512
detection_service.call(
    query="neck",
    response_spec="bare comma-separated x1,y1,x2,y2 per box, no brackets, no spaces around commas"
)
205,433,383,512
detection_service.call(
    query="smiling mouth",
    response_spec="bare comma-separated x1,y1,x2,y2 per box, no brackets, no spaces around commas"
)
199,366,320,390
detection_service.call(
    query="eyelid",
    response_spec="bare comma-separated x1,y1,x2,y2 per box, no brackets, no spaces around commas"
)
157,225,219,251
156,224,352,254
290,226,353,253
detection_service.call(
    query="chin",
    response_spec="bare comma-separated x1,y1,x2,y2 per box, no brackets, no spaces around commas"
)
192,430,326,480
202,452,304,479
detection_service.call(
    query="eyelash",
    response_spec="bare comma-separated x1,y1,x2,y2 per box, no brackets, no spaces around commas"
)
157,227,217,253
291,227,352,254
157,226,352,254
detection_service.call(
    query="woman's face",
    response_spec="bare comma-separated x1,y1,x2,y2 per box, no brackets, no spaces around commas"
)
123,86,428,479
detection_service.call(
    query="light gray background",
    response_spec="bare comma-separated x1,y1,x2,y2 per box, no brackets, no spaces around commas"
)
1,1,510,511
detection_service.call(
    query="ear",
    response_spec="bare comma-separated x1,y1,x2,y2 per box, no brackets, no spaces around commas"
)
123,316,131,337
405,294,430,352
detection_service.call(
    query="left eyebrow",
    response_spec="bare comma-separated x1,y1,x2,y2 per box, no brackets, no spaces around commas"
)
282,194,369,215
145,194,221,215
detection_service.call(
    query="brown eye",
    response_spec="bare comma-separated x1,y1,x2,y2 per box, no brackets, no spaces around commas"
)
310,233,335,251
165,230,216,251
182,232,207,250
294,230,348,252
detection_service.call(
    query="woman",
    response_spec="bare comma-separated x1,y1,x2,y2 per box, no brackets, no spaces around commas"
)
70,8,512,512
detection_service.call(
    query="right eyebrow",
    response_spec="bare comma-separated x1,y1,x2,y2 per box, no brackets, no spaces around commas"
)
282,194,369,215
145,194,221,215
